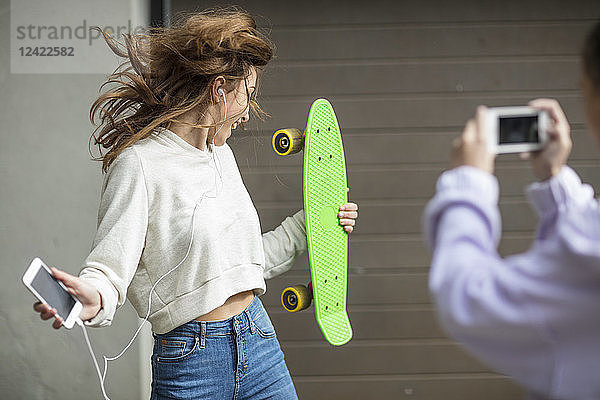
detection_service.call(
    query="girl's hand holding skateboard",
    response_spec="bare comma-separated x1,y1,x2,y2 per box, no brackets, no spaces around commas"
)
339,188,358,233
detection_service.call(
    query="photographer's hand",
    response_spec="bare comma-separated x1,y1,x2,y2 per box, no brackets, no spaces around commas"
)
451,106,496,174
525,98,572,181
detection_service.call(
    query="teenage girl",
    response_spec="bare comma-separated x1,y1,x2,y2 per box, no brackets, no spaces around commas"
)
33,9,358,399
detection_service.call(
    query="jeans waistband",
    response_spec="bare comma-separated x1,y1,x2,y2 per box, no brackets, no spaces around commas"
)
155,295,263,338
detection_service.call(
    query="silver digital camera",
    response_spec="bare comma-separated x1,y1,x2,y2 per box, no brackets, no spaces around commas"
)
485,106,549,154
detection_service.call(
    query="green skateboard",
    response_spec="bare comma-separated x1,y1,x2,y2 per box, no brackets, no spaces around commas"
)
272,98,353,346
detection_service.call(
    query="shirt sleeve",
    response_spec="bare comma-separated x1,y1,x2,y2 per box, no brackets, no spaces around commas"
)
424,166,501,251
79,148,149,327
526,165,598,241
423,167,549,379
262,210,307,279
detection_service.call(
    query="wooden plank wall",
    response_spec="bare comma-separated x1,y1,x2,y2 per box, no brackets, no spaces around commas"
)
173,1,600,398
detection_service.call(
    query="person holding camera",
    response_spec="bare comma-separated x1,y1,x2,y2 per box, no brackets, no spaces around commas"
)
423,21,600,399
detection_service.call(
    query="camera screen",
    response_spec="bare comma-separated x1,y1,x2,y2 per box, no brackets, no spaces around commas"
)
499,115,539,144
31,266,76,319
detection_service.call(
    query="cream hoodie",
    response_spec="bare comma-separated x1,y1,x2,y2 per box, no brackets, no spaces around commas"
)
79,127,306,334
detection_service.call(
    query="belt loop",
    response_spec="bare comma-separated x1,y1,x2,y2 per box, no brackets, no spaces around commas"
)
200,321,206,349
246,309,255,335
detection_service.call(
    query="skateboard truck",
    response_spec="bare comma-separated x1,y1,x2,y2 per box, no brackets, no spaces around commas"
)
273,127,312,315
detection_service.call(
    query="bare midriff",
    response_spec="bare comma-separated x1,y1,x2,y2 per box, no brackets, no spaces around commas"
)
194,290,255,321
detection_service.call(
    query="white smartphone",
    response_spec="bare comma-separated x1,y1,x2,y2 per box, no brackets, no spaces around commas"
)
485,106,549,154
22,257,82,329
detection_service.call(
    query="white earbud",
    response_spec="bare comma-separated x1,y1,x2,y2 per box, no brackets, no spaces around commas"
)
214,88,227,143
218,88,226,106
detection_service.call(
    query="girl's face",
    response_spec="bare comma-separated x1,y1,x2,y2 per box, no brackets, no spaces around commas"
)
212,67,257,146
582,72,600,147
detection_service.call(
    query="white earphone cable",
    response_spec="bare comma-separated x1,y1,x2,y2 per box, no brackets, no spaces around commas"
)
79,88,229,399
211,88,227,185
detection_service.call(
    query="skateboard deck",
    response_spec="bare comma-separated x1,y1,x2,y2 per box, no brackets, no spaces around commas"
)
273,98,353,346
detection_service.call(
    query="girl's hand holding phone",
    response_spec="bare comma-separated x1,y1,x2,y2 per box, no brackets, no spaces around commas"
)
33,267,102,329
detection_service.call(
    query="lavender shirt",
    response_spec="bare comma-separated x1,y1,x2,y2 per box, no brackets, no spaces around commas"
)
424,165,600,399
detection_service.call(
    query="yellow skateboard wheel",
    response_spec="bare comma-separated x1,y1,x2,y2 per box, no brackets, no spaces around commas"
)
281,284,312,312
272,128,304,156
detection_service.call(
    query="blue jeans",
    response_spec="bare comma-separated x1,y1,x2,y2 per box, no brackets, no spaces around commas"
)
150,296,298,400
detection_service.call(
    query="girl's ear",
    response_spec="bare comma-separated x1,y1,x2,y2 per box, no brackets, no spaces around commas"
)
211,76,226,103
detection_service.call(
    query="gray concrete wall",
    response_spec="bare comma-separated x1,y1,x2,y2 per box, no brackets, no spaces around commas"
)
0,1,149,399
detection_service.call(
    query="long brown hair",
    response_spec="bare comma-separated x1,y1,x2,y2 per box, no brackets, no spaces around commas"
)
89,7,274,172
